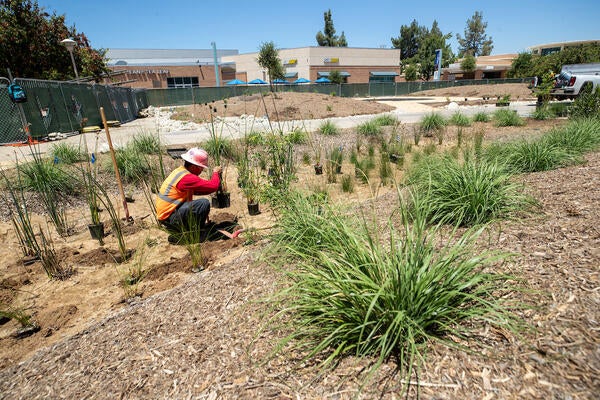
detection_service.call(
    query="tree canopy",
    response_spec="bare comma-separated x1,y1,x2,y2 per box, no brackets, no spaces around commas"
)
508,43,600,79
257,41,284,89
391,19,427,60
316,9,347,47
394,20,454,81
0,0,108,80
456,11,493,57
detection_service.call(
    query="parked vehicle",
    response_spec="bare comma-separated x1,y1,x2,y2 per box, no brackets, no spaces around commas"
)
550,63,600,100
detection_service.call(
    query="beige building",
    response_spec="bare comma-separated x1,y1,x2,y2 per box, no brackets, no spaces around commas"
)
442,54,518,81
222,46,402,84
528,40,600,56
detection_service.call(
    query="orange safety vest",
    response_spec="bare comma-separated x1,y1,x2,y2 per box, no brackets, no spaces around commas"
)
155,166,193,221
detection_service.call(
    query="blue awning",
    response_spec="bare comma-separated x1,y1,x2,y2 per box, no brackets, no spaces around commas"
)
318,71,351,77
284,72,298,78
370,71,399,76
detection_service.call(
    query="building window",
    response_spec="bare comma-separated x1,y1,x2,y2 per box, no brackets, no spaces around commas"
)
369,71,398,83
167,77,199,88
541,47,561,56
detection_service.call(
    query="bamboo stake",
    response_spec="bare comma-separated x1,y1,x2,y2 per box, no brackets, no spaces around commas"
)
100,107,131,222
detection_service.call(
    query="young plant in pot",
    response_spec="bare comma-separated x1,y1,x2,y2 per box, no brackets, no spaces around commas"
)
311,137,323,175
241,167,262,216
80,154,104,244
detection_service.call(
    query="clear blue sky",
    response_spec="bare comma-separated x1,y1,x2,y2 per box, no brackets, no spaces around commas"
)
38,0,600,55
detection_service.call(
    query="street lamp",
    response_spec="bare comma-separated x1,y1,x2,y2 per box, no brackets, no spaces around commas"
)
61,38,79,79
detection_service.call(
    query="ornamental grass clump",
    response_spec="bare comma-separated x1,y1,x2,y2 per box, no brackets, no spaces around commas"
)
472,112,490,123
405,154,536,226
493,109,524,127
318,120,339,136
542,117,600,155
419,112,446,136
130,131,162,154
372,114,397,126
357,119,382,137
266,191,523,380
50,142,85,164
449,111,471,127
483,140,574,174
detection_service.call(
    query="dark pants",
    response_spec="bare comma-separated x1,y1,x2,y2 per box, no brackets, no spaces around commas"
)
162,198,210,233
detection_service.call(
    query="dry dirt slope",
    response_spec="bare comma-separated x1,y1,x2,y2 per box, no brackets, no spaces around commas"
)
0,149,598,399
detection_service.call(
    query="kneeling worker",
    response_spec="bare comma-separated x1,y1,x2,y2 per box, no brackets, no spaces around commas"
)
156,147,221,235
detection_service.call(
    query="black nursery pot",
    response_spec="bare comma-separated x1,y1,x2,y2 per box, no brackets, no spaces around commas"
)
212,192,231,208
247,202,260,216
314,164,323,175
88,222,105,240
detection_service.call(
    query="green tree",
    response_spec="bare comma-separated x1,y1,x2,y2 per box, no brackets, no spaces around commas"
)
316,9,347,47
257,41,284,90
328,70,343,84
460,53,477,75
0,0,108,80
391,19,427,60
404,64,418,81
507,52,534,78
414,21,454,81
456,11,493,57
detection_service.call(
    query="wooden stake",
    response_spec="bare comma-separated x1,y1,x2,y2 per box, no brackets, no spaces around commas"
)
100,107,131,221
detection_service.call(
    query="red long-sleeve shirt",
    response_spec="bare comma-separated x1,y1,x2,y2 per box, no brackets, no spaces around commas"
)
177,171,220,195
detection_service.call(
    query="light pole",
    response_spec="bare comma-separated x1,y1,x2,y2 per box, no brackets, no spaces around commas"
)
61,38,79,79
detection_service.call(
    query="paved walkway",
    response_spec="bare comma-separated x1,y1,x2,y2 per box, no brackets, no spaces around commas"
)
0,96,536,168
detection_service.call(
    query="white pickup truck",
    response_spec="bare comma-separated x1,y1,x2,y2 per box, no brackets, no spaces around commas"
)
549,63,600,100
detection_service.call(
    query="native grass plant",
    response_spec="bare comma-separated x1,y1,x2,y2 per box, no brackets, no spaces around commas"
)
493,109,525,127
449,111,471,127
496,94,511,106
50,142,85,164
0,305,39,332
1,168,70,278
542,117,600,155
483,140,574,174
473,129,485,160
103,144,152,183
264,131,295,190
472,111,491,123
379,150,393,186
357,119,382,137
372,113,398,126
265,191,524,382
413,125,422,146
129,131,162,154
483,117,600,173
419,112,446,137
531,104,555,120
118,239,149,299
548,102,571,118
94,180,129,262
285,127,308,145
79,158,104,244
324,146,340,184
318,120,340,136
16,150,75,237
341,174,354,193
405,153,536,226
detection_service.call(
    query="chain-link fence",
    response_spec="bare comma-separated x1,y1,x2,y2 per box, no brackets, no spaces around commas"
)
0,77,528,144
145,77,531,107
0,79,148,144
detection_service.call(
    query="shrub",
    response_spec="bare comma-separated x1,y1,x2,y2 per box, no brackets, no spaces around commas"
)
245,131,265,146
406,154,535,226
570,86,600,119
267,191,523,380
449,112,471,127
50,143,85,164
318,120,339,136
493,109,524,127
